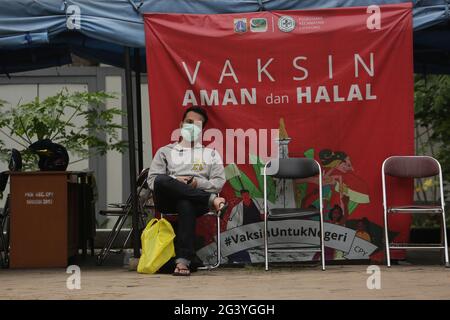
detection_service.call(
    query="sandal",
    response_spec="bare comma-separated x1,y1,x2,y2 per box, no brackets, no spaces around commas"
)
216,202,229,219
173,264,191,277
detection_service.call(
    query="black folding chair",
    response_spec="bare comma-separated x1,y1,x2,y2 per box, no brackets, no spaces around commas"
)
263,158,325,271
96,168,153,265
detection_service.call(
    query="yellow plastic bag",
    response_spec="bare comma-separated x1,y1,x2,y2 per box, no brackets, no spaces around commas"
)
137,218,175,274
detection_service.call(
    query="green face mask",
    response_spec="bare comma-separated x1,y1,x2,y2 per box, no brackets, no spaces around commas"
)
181,123,201,142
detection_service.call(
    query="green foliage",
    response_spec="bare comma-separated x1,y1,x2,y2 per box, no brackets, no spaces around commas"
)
0,89,127,170
415,74,450,191
414,74,450,228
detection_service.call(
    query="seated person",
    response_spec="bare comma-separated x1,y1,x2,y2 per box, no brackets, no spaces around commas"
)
147,106,227,276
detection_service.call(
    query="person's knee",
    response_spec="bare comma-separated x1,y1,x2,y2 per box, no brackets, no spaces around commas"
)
154,174,172,190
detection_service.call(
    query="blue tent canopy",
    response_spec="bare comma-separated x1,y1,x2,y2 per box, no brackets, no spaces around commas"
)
0,0,449,74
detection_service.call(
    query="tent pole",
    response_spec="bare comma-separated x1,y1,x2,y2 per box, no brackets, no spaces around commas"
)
124,47,140,258
134,48,144,173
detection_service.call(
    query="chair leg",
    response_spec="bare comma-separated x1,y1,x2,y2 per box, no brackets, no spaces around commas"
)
109,214,130,253
97,214,128,265
97,215,122,264
383,211,391,267
121,226,134,250
264,215,269,271
440,210,449,268
320,211,326,271
211,215,221,269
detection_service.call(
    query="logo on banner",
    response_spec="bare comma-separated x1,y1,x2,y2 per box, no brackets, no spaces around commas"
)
234,18,247,33
298,16,325,32
250,18,268,32
278,16,296,32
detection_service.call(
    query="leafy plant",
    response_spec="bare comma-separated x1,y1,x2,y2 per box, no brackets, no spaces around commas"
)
0,89,127,170
414,74,450,228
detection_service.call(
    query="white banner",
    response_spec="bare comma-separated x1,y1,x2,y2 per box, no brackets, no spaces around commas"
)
197,220,378,265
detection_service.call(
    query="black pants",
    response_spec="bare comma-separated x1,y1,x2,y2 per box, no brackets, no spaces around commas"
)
153,174,213,263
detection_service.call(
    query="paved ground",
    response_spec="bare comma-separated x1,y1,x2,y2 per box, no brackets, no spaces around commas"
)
1,262,449,300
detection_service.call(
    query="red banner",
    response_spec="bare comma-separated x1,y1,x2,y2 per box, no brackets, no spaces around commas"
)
144,3,414,264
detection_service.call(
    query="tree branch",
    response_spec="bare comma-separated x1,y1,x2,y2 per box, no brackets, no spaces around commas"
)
50,103,82,141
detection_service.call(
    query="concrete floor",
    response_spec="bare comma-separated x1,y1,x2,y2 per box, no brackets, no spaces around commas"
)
1,262,449,300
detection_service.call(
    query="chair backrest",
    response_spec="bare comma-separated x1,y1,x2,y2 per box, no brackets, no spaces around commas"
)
266,158,320,179
383,156,440,178
119,168,150,208
137,168,150,189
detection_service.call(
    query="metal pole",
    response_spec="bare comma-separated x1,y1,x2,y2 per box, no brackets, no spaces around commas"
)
124,47,140,258
134,48,144,173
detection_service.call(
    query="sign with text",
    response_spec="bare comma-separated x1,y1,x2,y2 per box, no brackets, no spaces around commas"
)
144,3,414,263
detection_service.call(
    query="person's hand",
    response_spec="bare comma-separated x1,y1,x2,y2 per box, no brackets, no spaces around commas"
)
175,176,197,188
176,176,191,184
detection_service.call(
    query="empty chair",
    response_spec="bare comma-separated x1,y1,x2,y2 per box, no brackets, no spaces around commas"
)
263,158,325,271
382,156,449,267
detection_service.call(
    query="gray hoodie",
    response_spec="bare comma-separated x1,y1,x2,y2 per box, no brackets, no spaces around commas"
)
147,143,226,193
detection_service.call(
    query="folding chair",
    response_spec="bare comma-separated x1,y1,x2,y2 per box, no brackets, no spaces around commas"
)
382,155,449,267
263,158,325,271
96,168,153,265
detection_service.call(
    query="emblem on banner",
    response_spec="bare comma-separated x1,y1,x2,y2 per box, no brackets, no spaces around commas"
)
250,18,268,32
234,18,247,33
278,16,295,32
